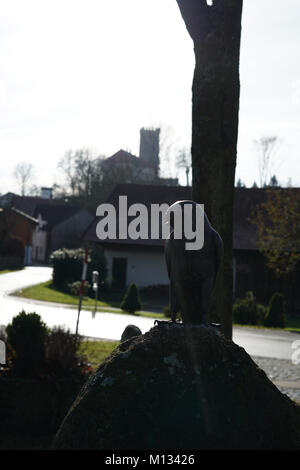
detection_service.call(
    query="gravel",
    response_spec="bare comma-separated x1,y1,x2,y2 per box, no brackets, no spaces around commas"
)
252,356,300,402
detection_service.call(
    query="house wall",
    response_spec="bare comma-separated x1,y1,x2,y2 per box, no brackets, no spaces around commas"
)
50,210,94,254
104,247,169,288
32,228,48,262
0,210,35,265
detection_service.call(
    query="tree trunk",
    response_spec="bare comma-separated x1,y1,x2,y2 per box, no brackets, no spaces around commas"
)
176,0,243,339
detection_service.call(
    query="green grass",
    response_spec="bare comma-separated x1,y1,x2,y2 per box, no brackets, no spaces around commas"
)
14,280,164,319
233,317,300,333
79,339,120,369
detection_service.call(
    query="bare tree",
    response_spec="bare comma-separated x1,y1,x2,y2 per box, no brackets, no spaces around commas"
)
176,0,243,339
254,136,279,188
176,147,191,186
158,124,180,179
13,162,34,196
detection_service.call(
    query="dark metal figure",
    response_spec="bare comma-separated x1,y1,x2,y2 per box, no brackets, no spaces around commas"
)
165,200,223,324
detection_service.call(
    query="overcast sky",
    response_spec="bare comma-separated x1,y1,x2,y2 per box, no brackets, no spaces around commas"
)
0,0,300,194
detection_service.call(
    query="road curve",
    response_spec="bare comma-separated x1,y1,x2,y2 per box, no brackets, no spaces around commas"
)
0,267,299,360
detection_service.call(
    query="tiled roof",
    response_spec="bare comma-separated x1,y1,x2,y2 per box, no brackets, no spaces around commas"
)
13,196,67,218
102,150,155,169
34,204,83,230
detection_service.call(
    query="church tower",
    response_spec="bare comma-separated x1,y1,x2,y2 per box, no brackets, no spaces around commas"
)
139,127,160,178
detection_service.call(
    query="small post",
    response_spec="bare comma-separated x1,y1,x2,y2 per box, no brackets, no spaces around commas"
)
75,248,89,337
92,270,99,317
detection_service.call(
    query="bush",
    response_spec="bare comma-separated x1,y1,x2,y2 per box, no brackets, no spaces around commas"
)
264,293,286,328
50,246,107,292
120,284,141,314
50,248,85,290
233,291,257,325
45,327,88,377
256,303,268,326
6,311,48,377
67,281,91,297
233,291,267,326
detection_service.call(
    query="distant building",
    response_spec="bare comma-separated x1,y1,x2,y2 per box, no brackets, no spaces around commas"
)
0,190,93,264
101,149,156,183
32,204,93,262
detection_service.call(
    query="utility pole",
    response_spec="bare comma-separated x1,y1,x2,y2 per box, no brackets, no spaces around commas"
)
75,248,89,337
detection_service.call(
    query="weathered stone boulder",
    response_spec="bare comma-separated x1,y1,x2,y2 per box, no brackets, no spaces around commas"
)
53,323,300,450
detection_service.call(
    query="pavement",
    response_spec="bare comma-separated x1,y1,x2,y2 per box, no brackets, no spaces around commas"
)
0,266,299,401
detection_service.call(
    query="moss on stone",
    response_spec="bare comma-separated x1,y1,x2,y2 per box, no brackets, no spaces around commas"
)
53,323,300,450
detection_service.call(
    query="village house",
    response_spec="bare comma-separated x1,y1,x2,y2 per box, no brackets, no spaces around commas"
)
0,188,93,263
0,206,38,266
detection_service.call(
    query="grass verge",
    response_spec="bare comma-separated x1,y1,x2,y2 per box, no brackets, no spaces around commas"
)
14,280,164,319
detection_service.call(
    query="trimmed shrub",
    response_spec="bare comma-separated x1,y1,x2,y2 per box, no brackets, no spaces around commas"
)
256,303,268,326
6,311,48,377
50,248,85,290
50,246,107,292
233,291,257,325
264,293,286,328
120,284,141,314
233,292,267,326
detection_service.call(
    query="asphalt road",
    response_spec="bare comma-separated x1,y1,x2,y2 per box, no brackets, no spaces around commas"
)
0,266,299,361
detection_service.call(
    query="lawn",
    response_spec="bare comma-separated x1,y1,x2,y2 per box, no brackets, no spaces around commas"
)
79,339,119,369
14,280,165,319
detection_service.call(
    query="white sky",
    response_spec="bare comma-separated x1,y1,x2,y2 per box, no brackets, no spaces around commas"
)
0,0,299,194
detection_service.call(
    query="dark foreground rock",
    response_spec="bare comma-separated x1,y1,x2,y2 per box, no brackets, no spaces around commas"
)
53,323,300,450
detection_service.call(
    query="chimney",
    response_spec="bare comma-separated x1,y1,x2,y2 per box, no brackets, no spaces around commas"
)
41,187,53,199
139,127,160,177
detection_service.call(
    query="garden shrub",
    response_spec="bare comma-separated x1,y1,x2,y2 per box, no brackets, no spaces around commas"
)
50,246,107,292
256,303,268,326
6,311,48,377
264,293,286,328
120,284,141,314
233,291,267,326
50,248,85,290
45,327,89,377
233,291,258,325
67,281,91,297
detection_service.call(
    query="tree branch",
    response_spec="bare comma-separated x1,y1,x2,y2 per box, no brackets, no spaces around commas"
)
176,0,209,42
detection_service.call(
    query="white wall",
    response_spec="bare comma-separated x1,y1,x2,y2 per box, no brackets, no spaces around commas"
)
32,227,47,262
104,248,169,287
